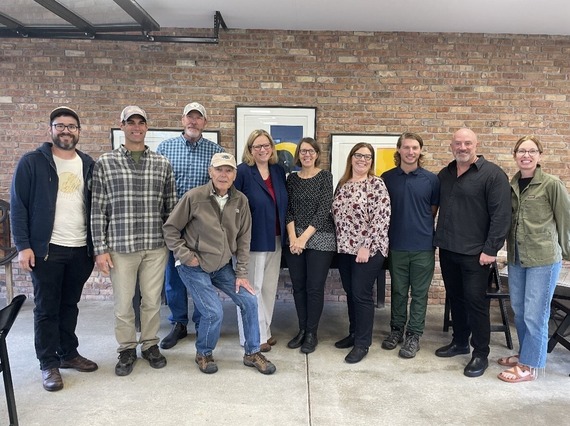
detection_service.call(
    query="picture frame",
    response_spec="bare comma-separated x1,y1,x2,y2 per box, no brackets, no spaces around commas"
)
330,133,400,187
235,106,316,173
110,129,220,151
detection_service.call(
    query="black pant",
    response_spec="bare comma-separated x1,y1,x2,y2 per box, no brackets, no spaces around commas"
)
284,248,335,334
30,244,94,369
439,249,491,357
337,252,385,348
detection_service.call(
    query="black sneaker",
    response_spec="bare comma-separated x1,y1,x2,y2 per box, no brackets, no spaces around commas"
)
381,327,404,350
115,348,137,376
142,345,167,369
399,332,420,358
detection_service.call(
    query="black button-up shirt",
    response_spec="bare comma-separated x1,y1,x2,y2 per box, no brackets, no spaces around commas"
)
434,155,511,256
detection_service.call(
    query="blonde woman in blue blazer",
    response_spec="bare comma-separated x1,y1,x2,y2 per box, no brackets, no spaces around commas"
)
235,129,288,351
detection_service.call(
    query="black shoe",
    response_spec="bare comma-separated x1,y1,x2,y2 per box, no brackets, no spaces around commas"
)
464,356,489,378
435,341,470,358
335,334,355,349
115,348,137,376
399,332,420,359
287,330,306,349
160,322,188,350
345,346,368,364
300,332,318,354
381,327,404,350
142,344,167,369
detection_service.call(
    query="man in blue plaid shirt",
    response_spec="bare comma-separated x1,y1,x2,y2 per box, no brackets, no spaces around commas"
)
91,106,176,376
156,102,224,350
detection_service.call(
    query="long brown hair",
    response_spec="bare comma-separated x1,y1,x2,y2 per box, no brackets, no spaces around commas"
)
336,142,375,190
394,132,425,168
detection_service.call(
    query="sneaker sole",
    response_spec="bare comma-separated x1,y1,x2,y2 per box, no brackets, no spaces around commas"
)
115,359,137,376
243,360,276,375
142,356,167,369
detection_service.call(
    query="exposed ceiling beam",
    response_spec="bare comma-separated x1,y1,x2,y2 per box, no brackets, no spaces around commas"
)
34,0,96,37
113,0,160,32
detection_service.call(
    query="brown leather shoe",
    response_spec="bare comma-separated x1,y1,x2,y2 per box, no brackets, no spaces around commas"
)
42,368,63,392
260,343,272,352
60,354,98,372
267,336,277,346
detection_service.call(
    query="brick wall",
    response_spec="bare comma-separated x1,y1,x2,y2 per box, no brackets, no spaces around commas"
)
1,29,569,304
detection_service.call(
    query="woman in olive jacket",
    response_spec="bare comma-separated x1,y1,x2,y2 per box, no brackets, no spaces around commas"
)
497,135,570,383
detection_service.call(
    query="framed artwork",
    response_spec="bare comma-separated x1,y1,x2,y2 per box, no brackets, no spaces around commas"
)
330,133,399,187
110,129,220,151
235,106,316,173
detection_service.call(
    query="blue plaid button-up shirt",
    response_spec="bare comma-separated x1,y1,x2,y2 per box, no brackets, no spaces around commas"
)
156,133,224,199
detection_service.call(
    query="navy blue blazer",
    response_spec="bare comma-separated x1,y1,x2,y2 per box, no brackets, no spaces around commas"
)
235,162,288,252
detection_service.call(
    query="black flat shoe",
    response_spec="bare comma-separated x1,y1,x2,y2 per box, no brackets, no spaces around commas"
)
334,334,355,349
464,356,489,378
300,332,318,354
345,346,368,364
287,330,306,349
435,341,470,358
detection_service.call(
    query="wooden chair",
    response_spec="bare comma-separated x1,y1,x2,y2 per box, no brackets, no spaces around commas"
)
0,294,26,426
443,262,513,349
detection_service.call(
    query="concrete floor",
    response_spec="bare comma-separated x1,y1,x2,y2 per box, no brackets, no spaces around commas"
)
1,299,569,426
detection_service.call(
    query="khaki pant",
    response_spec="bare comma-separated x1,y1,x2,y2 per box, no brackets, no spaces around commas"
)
238,237,282,344
110,246,168,352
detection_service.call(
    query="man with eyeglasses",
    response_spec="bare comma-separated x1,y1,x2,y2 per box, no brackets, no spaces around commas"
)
434,128,511,378
11,106,98,391
156,102,224,350
91,106,176,377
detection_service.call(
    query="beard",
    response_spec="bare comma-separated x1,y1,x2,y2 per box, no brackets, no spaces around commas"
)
51,133,79,151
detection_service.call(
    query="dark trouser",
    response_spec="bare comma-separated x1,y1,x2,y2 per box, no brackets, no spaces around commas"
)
284,247,335,334
165,251,200,329
30,244,94,370
337,252,385,348
439,249,491,358
388,250,435,335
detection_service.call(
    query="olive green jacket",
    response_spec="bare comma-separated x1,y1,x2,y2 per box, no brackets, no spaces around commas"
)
507,165,570,267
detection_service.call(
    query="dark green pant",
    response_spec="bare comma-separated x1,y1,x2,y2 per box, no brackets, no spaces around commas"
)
388,250,435,335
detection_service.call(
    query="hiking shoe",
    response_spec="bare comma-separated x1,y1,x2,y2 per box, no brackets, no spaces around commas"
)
243,352,276,375
381,327,404,350
115,348,137,376
195,353,218,374
142,345,167,369
399,332,421,358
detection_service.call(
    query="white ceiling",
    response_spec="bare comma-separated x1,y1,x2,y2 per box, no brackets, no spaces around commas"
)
137,0,570,36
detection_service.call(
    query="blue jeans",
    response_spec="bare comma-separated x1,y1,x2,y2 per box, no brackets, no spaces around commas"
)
508,260,561,368
165,252,200,329
30,244,94,370
177,262,260,355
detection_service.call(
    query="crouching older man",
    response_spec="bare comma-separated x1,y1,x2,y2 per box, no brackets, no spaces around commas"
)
162,153,276,375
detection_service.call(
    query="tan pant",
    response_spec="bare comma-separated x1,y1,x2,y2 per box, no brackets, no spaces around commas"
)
110,246,168,352
238,237,282,344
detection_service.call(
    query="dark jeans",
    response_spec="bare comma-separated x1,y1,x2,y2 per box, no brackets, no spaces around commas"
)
439,249,491,357
337,251,385,348
30,244,94,370
284,248,335,334
165,251,200,330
